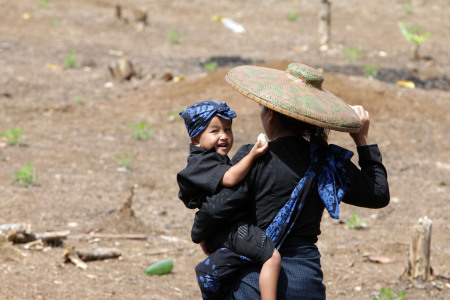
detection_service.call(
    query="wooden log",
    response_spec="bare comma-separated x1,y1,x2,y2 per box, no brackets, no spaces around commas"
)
63,247,121,267
402,216,433,281
76,248,122,261
68,233,147,240
0,223,32,235
7,230,69,244
318,0,332,51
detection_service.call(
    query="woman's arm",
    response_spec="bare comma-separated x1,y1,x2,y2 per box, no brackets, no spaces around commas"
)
221,141,268,187
343,106,389,208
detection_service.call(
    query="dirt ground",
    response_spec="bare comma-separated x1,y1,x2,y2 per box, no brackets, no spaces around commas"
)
0,0,449,299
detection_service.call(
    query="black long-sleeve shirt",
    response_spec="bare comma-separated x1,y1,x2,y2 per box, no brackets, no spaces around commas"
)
177,144,232,209
191,136,389,244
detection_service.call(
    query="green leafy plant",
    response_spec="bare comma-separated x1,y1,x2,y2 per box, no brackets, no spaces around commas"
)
402,4,414,15
75,94,84,103
286,11,300,22
116,154,131,168
346,212,367,229
364,64,380,79
1,128,24,146
167,29,182,44
398,21,430,60
14,163,38,187
204,62,218,72
344,48,362,62
37,0,50,8
373,287,406,300
63,51,79,68
439,181,446,186
128,122,153,141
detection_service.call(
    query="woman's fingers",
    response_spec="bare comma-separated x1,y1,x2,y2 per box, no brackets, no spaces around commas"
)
349,105,370,146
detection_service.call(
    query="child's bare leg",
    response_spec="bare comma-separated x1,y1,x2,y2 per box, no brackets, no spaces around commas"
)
259,248,281,300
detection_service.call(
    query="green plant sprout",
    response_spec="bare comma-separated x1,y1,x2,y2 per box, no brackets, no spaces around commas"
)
75,94,84,103
286,11,300,22
37,0,50,8
204,62,218,72
402,4,414,15
115,154,131,168
14,163,38,187
344,48,362,62
346,212,367,229
439,181,446,186
167,30,182,44
128,122,153,140
373,287,406,300
364,64,380,79
63,51,78,68
1,128,24,146
398,21,430,60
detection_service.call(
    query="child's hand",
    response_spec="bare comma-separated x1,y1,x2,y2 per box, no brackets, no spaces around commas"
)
250,139,269,159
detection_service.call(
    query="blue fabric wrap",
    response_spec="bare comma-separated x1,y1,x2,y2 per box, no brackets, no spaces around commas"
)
180,100,237,138
194,141,353,299
266,142,353,248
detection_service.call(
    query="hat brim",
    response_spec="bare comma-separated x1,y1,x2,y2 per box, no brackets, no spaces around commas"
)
225,64,361,133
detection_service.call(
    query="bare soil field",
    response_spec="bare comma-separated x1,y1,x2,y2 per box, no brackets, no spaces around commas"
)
0,0,449,299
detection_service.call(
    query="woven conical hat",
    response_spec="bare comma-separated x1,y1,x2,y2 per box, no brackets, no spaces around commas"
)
225,63,361,133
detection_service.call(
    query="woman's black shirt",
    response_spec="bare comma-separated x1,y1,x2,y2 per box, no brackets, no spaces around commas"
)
191,136,389,244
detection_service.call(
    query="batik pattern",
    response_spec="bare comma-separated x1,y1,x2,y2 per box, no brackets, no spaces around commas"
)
179,100,236,138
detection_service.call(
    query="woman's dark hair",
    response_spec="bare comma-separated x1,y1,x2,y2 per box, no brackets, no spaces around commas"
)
265,106,329,145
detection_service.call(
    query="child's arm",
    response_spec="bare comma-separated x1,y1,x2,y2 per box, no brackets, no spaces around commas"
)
220,141,269,187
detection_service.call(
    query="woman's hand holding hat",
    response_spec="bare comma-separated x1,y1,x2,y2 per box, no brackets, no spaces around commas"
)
349,105,370,146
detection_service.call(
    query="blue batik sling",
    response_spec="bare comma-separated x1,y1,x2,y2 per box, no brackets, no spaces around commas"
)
195,141,353,299
266,140,353,248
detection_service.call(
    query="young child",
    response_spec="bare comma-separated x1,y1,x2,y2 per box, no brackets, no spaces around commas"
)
177,100,281,300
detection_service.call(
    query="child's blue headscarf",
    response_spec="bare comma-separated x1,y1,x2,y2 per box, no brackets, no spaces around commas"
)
180,100,237,138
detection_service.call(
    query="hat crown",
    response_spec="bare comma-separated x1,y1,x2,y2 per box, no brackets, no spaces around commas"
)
286,63,323,89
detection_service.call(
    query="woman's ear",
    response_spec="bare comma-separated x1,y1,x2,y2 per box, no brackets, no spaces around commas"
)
267,109,276,124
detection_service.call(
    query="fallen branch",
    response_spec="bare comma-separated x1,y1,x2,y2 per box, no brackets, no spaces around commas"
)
7,230,69,244
63,246,122,269
68,233,147,241
0,223,32,235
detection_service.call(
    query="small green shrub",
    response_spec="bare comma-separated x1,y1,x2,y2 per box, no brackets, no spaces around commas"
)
167,30,182,44
373,287,406,300
1,128,24,146
364,64,380,79
286,11,300,22
37,0,50,8
204,62,218,72
63,51,78,68
14,163,38,187
116,154,131,168
344,48,362,62
128,122,153,141
398,21,430,60
346,212,367,229
75,94,84,103
402,4,414,15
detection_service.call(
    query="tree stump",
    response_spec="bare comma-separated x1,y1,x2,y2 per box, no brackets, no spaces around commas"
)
318,0,331,51
402,216,433,281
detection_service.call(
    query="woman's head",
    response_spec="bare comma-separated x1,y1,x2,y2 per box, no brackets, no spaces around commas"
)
260,105,328,143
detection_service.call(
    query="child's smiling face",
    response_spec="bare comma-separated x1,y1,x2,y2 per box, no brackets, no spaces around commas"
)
192,116,234,156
